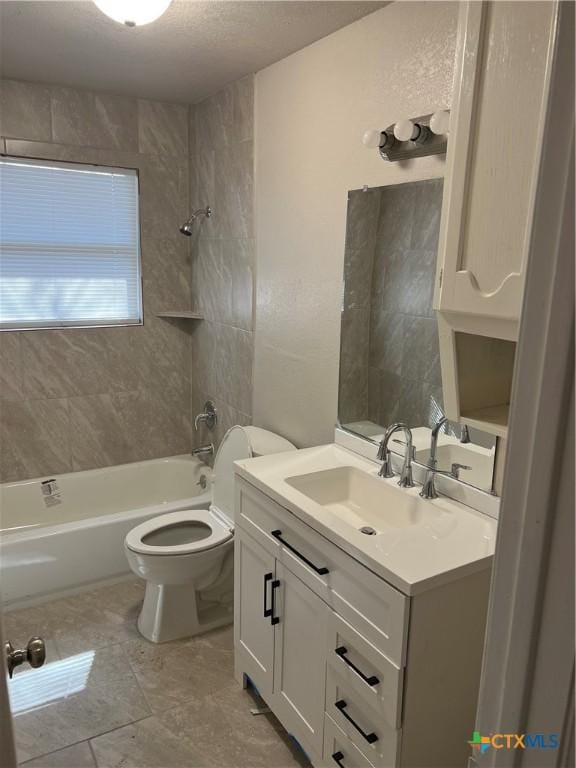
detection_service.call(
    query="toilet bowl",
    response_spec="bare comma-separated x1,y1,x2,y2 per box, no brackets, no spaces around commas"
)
125,426,295,643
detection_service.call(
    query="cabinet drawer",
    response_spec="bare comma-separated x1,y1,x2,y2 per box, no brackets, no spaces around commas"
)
236,477,409,667
326,611,403,729
326,666,400,768
324,714,377,768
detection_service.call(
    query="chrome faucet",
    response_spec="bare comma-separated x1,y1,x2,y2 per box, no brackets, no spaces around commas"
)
377,423,415,488
194,400,217,431
191,443,214,457
420,416,471,499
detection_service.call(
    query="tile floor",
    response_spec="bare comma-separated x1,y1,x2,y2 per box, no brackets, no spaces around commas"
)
5,579,310,768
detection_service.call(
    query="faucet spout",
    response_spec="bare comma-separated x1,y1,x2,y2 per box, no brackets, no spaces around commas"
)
377,423,415,487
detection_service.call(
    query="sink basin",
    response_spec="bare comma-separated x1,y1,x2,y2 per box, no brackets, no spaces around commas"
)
284,466,439,533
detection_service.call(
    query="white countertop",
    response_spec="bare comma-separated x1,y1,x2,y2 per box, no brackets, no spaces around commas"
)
235,443,497,596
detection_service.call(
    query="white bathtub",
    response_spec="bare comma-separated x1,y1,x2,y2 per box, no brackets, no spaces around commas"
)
0,456,212,607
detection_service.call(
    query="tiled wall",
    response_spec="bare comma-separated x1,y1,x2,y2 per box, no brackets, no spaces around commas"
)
0,80,193,482
339,179,444,430
188,77,255,451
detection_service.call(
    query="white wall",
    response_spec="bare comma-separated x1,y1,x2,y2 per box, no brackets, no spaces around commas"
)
253,1,457,447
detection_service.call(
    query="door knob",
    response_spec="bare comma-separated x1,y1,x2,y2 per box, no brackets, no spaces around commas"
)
5,637,46,679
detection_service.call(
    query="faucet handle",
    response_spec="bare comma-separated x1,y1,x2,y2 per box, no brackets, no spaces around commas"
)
451,462,472,479
376,439,386,461
194,400,217,432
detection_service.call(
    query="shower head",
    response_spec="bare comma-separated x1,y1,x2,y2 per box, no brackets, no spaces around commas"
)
179,206,212,236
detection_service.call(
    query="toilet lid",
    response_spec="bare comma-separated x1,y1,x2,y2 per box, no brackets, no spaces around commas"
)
212,426,253,522
125,509,233,556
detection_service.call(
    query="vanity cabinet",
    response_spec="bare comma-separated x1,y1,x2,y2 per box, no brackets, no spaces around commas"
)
234,476,491,768
434,0,558,435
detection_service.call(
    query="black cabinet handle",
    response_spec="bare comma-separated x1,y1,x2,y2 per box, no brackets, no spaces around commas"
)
263,573,273,618
332,752,345,767
335,646,379,686
271,530,329,575
270,579,280,626
335,700,378,744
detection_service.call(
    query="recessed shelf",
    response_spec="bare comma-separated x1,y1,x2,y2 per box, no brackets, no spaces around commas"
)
156,311,204,320
461,404,509,438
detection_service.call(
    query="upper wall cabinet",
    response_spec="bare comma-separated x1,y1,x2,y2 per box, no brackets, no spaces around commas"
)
435,0,558,339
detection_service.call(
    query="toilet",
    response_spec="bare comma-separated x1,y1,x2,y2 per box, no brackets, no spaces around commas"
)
125,426,295,643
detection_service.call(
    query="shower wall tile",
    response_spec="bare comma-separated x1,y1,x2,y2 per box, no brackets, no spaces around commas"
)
50,87,138,151
0,79,195,481
21,330,116,399
0,79,52,141
338,308,370,424
69,384,191,472
367,180,443,429
141,236,191,313
213,139,254,239
137,99,188,158
0,331,24,401
192,238,254,331
190,76,255,447
139,153,189,240
191,321,253,416
0,398,70,482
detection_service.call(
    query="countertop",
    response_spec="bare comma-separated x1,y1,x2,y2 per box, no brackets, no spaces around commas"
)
235,443,497,596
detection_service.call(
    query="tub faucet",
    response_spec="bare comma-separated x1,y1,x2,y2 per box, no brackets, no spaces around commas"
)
191,443,214,457
377,423,415,488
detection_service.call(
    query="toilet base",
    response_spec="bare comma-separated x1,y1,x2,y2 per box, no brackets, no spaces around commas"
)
137,582,232,643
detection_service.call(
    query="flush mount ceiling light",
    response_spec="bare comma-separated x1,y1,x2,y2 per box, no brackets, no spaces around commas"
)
93,0,172,27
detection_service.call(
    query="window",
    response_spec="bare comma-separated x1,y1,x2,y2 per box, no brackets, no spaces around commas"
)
0,157,142,330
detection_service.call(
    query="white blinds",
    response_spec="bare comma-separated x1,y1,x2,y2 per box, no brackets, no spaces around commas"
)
0,157,142,329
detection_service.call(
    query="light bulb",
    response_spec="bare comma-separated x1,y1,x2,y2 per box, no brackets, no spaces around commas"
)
93,0,172,26
394,119,419,143
362,129,383,149
430,110,450,136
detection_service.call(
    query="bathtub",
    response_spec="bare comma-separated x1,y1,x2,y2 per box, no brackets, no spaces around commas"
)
0,455,212,608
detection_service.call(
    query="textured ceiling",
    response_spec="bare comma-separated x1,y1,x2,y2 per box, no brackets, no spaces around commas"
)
0,1,387,103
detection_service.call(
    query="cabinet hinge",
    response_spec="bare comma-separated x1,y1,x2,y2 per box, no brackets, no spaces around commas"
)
439,268,443,288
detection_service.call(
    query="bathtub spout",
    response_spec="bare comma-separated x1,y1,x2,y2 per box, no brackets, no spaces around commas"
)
191,443,214,457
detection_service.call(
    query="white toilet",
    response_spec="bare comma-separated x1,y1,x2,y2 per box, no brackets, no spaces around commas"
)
125,426,295,643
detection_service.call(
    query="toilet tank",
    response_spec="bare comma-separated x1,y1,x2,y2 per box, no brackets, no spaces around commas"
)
211,426,296,524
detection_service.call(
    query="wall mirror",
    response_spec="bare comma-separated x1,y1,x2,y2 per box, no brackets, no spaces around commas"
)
338,179,496,493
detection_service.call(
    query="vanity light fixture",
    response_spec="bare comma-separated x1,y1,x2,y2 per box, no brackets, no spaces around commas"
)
429,110,451,136
363,111,450,162
93,0,172,27
393,119,429,145
362,129,395,152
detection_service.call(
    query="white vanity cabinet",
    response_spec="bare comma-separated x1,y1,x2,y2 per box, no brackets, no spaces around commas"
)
434,1,558,436
234,476,491,768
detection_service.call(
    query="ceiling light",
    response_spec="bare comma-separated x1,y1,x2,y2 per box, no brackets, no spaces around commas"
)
93,0,172,27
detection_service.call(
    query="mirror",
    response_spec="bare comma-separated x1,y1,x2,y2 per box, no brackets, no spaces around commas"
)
338,179,496,493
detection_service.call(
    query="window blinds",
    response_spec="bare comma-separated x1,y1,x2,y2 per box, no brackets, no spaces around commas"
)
0,157,142,330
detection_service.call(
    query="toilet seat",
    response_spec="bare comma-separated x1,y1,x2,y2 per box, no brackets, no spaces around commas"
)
125,509,233,557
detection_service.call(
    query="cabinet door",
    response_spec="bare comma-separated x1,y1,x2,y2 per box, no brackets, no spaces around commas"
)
273,562,329,758
435,1,556,324
234,528,276,700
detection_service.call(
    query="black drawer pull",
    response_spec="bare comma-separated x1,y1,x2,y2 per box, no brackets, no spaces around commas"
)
335,700,378,744
271,530,329,575
335,646,380,686
270,579,280,626
263,573,273,618
332,751,345,767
